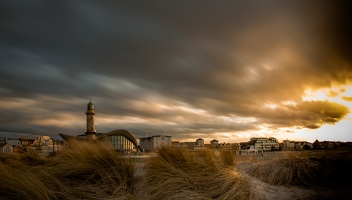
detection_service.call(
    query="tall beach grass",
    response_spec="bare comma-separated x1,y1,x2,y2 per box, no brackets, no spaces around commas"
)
242,151,352,187
0,140,135,199
140,147,251,200
1,142,351,200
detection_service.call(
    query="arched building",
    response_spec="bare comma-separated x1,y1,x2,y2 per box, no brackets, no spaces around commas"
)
59,101,140,153
99,130,139,153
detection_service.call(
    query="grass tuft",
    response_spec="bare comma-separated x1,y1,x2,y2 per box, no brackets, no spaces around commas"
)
0,140,135,199
140,147,251,199
219,150,236,167
244,153,352,187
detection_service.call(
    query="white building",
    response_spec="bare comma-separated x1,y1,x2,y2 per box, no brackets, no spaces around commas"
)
196,138,204,147
249,137,279,151
0,143,13,154
139,135,172,151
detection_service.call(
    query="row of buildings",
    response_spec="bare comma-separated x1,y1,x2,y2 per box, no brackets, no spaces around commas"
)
139,137,220,152
139,136,351,152
1,132,343,155
0,135,62,155
139,136,350,152
139,136,279,152
139,137,279,152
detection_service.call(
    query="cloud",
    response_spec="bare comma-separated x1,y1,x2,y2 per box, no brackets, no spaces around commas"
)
342,96,352,102
0,1,351,141
255,100,350,129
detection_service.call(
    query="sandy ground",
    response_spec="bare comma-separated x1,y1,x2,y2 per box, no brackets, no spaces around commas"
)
247,175,316,200
236,162,319,200
134,162,147,199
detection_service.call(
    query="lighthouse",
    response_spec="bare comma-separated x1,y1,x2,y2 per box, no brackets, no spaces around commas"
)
85,100,96,139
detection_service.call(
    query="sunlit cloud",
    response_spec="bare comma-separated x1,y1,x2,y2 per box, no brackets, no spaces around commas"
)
32,114,82,127
264,103,278,110
282,101,298,107
303,89,329,102
342,96,352,102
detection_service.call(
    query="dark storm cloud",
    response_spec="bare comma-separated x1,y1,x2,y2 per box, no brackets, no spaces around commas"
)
0,0,351,139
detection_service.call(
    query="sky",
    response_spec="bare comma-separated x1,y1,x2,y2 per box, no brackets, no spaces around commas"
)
1,0,352,143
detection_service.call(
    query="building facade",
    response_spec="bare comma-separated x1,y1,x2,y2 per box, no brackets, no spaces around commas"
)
1,144,13,154
100,130,139,153
210,139,219,148
0,137,13,154
196,138,204,147
249,137,279,151
139,135,172,151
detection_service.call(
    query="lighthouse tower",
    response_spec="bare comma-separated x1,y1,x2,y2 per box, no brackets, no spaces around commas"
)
85,100,96,139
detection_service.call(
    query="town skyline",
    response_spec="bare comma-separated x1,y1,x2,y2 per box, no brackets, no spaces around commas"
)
1,1,352,143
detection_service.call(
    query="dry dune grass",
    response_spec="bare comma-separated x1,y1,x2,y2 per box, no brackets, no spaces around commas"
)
2,142,350,199
50,140,135,195
243,157,319,186
242,151,352,188
0,140,135,200
0,150,47,167
219,150,237,167
0,152,67,200
140,147,251,200
0,163,54,200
